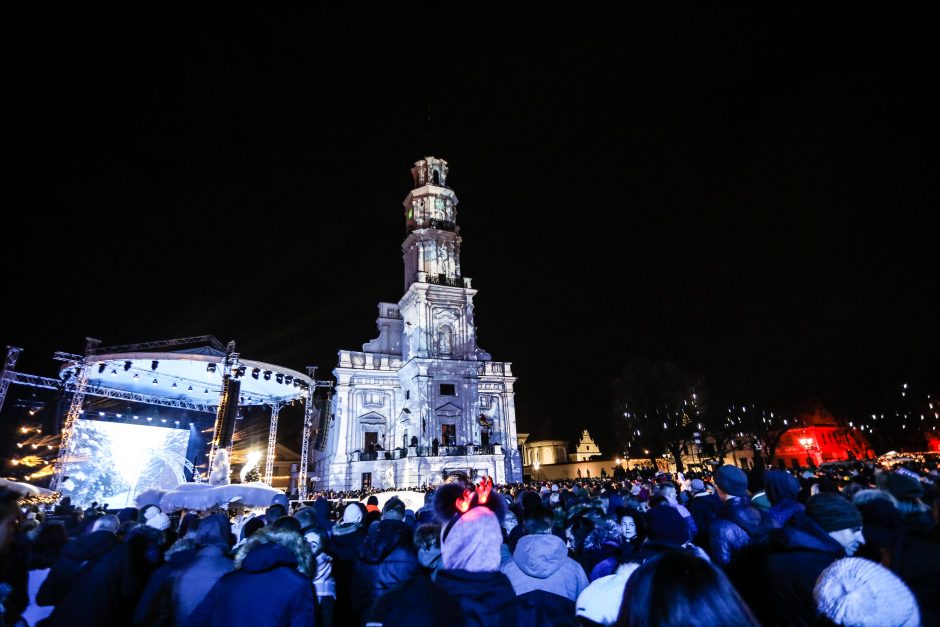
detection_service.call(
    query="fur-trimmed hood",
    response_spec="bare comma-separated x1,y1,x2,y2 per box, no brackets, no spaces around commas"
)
235,526,314,577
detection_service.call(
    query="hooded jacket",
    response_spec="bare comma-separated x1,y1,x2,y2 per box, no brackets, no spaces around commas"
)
187,541,315,627
352,518,418,621
764,470,805,528
501,533,589,600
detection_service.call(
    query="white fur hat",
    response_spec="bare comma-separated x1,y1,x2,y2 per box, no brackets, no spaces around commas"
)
814,557,919,627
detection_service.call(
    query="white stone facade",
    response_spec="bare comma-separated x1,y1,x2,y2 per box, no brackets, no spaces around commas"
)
310,157,523,491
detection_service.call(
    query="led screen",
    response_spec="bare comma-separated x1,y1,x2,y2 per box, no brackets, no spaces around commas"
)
59,418,189,508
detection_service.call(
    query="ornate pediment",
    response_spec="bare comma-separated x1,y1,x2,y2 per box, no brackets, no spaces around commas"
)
435,402,462,417
357,411,387,425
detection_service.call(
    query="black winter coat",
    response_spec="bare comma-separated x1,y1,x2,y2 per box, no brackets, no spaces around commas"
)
187,542,315,627
728,523,843,627
366,574,463,627
37,530,147,627
709,496,774,567
436,569,534,627
352,519,418,624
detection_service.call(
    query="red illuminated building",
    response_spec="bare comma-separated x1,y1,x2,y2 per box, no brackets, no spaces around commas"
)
772,410,869,469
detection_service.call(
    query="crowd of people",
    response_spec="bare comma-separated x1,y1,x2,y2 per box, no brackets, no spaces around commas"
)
0,459,938,626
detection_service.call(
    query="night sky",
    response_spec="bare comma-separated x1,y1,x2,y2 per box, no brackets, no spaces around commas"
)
4,6,937,450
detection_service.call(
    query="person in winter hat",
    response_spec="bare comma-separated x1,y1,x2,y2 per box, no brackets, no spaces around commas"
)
805,493,865,557
728,491,856,627
709,465,773,566
575,562,639,625
433,477,540,626
814,557,920,627
351,497,418,624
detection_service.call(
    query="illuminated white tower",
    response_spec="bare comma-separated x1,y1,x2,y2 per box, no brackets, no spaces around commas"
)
312,156,523,490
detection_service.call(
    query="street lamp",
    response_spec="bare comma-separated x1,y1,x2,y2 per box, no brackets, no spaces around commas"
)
799,435,816,467
533,460,540,483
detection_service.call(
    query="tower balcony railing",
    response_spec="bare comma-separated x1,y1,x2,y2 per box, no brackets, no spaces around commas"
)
407,218,457,234
350,444,502,462
423,273,463,288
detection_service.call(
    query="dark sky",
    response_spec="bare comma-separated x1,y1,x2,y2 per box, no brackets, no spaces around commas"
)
4,6,937,449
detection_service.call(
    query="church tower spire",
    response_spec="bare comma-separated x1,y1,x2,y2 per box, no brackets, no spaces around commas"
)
402,156,462,291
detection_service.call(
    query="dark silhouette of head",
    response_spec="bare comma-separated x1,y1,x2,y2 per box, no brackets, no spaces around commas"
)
615,550,760,627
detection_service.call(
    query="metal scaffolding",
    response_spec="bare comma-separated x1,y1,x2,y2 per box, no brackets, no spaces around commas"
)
50,337,100,492
263,403,281,486
0,347,24,415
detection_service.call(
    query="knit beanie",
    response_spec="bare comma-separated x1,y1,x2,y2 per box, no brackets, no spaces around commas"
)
806,494,862,532
814,558,919,627
884,473,924,500
440,505,502,572
854,498,902,551
645,505,689,546
714,465,749,498
342,502,364,524
146,511,171,531
690,479,706,494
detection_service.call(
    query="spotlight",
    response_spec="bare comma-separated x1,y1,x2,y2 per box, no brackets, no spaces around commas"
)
151,360,159,371
124,361,132,371
97,363,106,374
116,414,122,418
204,388,209,394
152,378,158,385
187,385,193,391
207,363,217,373
133,373,139,381
171,381,178,388
285,375,293,385
236,366,246,378
161,418,166,423
146,417,152,421
99,411,105,416
275,374,284,384
133,415,139,419
263,371,272,381
251,368,260,379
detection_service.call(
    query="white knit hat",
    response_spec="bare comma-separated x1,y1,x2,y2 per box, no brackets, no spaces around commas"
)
145,511,171,531
576,562,639,625
814,558,919,627
342,503,363,524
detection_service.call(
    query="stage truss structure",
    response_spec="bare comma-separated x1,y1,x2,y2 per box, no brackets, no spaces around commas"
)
1,336,333,493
